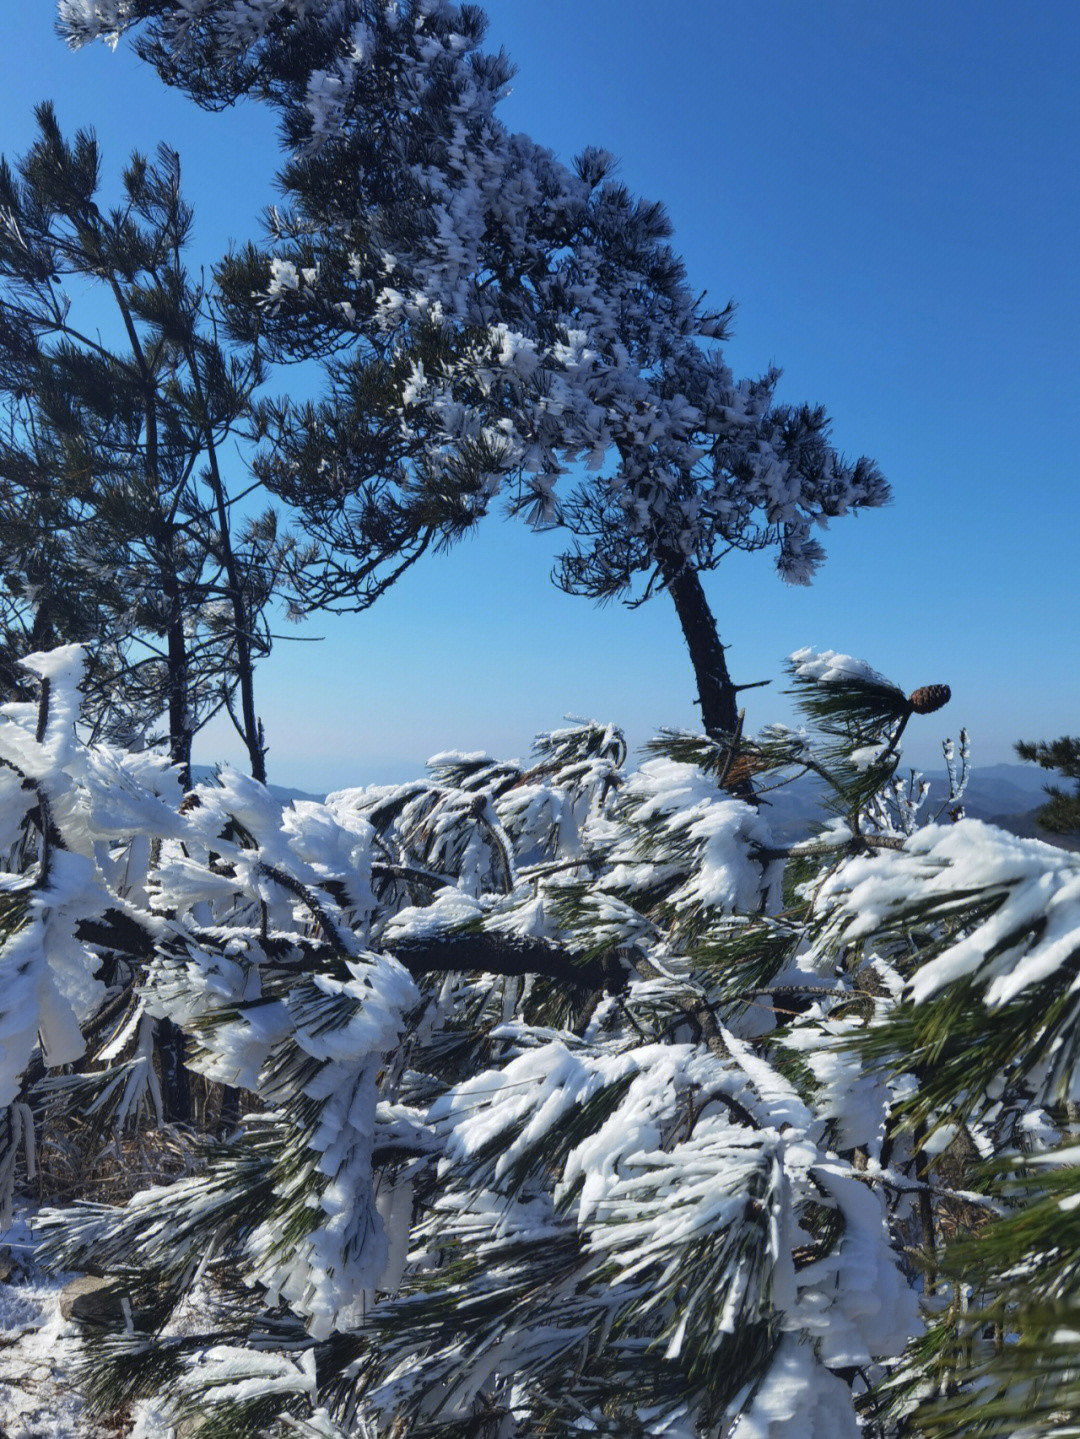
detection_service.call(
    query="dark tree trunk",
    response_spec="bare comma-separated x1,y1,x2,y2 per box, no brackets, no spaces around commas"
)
191,364,267,785
218,1084,241,1132
160,582,192,1120
30,597,53,652
141,379,192,793
157,1017,191,1124
660,556,740,740
236,647,266,785
165,601,192,792
214,524,266,785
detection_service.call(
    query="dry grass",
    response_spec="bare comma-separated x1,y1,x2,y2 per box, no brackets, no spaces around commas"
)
32,1123,205,1209
22,1075,251,1210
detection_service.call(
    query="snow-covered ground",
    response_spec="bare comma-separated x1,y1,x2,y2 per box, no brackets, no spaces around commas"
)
0,1212,108,1439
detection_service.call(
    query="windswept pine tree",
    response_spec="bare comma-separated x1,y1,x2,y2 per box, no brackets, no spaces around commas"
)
59,0,889,742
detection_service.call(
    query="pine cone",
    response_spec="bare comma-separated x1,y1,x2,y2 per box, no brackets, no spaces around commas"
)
908,684,951,715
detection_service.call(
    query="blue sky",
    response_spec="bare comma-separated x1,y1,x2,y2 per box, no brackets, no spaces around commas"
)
2,3,1078,790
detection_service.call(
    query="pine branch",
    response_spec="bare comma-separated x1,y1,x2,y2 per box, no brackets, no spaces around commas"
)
390,932,607,991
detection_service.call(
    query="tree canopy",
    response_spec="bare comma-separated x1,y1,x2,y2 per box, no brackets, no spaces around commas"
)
0,106,284,783
59,0,889,738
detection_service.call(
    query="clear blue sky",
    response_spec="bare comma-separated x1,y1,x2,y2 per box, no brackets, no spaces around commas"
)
3,3,1078,790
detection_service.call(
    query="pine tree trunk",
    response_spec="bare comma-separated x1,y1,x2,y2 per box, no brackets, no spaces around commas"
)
29,596,53,652
157,1017,191,1124
235,636,266,785
142,378,193,793
165,599,192,792
142,380,192,1120
660,556,740,740
189,351,267,785
161,576,193,1122
219,1084,241,1132
212,516,265,785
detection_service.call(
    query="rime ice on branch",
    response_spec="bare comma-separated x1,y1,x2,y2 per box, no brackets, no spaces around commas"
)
6,642,1074,1435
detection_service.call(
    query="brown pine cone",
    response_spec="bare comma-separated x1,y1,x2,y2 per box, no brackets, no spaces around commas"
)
908,684,951,715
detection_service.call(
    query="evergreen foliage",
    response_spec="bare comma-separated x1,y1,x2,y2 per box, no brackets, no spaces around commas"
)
0,9,1063,1438
58,0,890,739
0,641,1075,1437
0,108,282,783
1016,735,1080,835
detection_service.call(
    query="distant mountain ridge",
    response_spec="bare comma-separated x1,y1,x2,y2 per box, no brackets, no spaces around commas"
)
193,762,1075,851
759,763,1078,850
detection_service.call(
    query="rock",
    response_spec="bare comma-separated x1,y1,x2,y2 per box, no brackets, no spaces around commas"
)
0,1244,13,1282
58,1275,128,1325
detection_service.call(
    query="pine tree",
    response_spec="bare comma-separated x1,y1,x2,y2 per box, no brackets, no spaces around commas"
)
0,105,281,785
0,646,181,1216
4,629,1079,1435
15,12,1078,1436
1016,735,1080,835
810,760,1080,1435
0,639,973,1435
60,1,889,745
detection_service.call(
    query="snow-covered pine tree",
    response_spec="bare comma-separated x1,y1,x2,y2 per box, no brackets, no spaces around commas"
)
0,642,949,1433
59,1,889,742
734,657,1080,1437
7,638,1078,1436
0,646,186,1216
809,755,1080,1436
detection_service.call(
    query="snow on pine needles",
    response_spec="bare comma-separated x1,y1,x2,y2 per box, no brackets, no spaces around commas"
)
0,645,1079,1436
